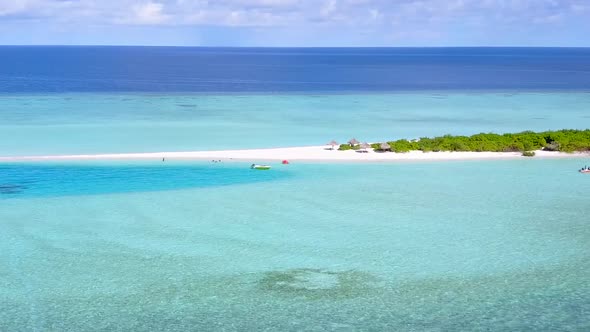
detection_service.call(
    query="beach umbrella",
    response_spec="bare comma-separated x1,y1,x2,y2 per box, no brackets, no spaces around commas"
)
327,140,339,150
380,142,391,151
348,138,360,146
360,142,371,152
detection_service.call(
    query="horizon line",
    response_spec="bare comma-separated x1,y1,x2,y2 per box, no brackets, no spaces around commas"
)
1,45,589,49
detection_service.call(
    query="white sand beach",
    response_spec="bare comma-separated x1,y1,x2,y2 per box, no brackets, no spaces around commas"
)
0,146,588,163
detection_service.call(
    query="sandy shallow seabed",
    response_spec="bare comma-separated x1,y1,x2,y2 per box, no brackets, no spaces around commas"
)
1,146,588,163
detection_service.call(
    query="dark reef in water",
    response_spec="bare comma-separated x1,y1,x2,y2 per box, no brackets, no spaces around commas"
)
0,184,26,194
258,268,378,299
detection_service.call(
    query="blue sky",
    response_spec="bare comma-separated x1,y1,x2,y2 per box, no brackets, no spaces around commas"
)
0,0,589,46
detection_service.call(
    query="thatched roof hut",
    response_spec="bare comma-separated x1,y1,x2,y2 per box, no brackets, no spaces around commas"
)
348,138,360,146
360,142,371,151
327,140,339,150
380,142,391,151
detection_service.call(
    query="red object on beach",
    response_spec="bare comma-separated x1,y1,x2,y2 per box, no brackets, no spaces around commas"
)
282,160,289,164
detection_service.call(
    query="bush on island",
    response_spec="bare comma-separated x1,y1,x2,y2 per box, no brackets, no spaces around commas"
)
338,144,361,151
522,151,536,157
389,139,414,153
359,129,590,154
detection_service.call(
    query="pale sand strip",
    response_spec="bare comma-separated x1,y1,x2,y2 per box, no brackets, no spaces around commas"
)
0,146,588,163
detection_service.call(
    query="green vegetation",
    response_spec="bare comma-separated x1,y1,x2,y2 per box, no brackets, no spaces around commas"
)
368,130,590,154
338,144,360,151
522,151,536,157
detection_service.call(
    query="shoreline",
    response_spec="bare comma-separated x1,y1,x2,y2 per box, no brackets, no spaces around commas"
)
1,146,588,163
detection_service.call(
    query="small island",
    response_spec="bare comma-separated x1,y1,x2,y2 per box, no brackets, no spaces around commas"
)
1,129,589,163
339,129,590,157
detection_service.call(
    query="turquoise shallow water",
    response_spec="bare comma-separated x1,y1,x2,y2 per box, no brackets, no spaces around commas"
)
1,92,590,156
2,159,589,331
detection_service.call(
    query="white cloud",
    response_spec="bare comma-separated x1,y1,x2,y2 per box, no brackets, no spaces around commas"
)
533,13,563,24
369,8,380,20
183,6,293,26
0,0,587,29
0,0,40,16
134,2,169,24
570,3,589,13
320,0,338,17
115,2,170,25
231,0,299,8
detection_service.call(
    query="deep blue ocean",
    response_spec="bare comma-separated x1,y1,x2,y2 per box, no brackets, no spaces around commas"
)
1,46,589,93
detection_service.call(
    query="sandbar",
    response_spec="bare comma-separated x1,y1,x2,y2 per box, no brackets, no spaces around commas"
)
1,146,588,163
